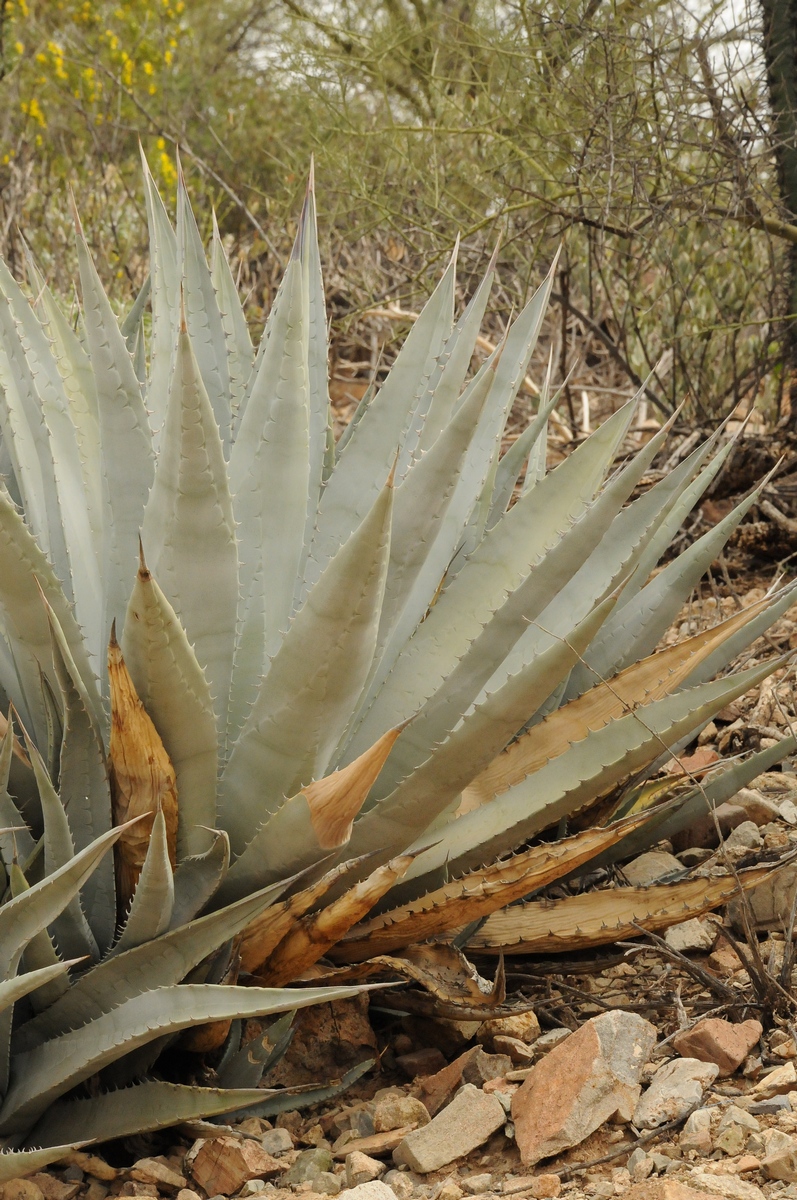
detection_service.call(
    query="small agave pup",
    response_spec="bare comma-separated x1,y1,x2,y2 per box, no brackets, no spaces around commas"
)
0,156,793,1172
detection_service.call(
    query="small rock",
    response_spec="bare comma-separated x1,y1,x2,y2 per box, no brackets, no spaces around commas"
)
633,1058,719,1128
624,1183,725,1200
460,1175,492,1195
277,1111,304,1135
461,1048,512,1087
415,1047,480,1117
732,788,783,825
130,1158,188,1191
492,1036,535,1065
348,1107,377,1140
261,1129,294,1157
715,1122,746,1155
176,1192,202,1200
707,942,743,974
728,861,797,932
664,919,716,955
26,1179,79,1200
119,1186,158,1198
478,1011,541,1049
718,1105,760,1133
529,1029,572,1058
1,1184,45,1200
302,1125,330,1149
725,820,762,850
192,1138,284,1195
313,1173,342,1195
677,848,713,867
761,1127,797,1181
393,1083,505,1173
435,1183,463,1200
685,1168,766,1199
679,1108,713,1156
736,1155,761,1173
238,1181,267,1196
84,1186,109,1200
501,1179,560,1199
527,1178,561,1199
237,1118,272,1135
672,1018,762,1077
338,1184,398,1200
60,1170,83,1186
750,1060,797,1098
623,851,684,886
373,1095,430,1134
748,1093,793,1113
382,1170,418,1199
396,1048,447,1078
283,1149,335,1186
511,1010,657,1166
345,1154,385,1188
333,1130,413,1160
782,798,797,824
627,1148,654,1181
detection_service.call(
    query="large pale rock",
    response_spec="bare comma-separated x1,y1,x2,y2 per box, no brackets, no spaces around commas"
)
672,1018,762,1077
633,1058,719,1128
393,1083,504,1173
510,1010,657,1166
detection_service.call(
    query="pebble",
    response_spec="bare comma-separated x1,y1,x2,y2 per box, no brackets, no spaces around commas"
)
373,1096,430,1134
627,1148,654,1181
460,1175,492,1195
664,918,716,954
679,1107,713,1156
724,820,763,849
338,1184,397,1200
283,1149,335,1186
761,1127,797,1181
261,1130,294,1157
345,1154,385,1188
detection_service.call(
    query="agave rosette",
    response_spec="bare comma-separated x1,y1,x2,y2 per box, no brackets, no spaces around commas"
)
0,159,791,1169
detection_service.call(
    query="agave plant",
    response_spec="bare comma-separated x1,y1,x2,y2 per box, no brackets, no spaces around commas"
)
0,156,792,1174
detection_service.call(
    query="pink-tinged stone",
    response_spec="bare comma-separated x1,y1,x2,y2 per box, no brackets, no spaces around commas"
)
672,1018,762,1077
510,1010,657,1167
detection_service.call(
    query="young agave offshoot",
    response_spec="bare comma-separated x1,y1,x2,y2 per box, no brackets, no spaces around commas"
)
0,156,790,1172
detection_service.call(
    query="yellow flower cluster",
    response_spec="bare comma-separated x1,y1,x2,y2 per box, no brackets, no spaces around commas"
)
11,0,187,136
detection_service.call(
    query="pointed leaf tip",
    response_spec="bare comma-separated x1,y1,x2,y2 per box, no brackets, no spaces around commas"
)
302,726,404,850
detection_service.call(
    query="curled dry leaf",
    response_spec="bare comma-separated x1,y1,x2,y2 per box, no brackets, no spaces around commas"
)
255,852,416,986
108,623,178,911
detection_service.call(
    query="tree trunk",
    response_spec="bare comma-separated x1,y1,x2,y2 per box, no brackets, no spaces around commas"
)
761,0,797,422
